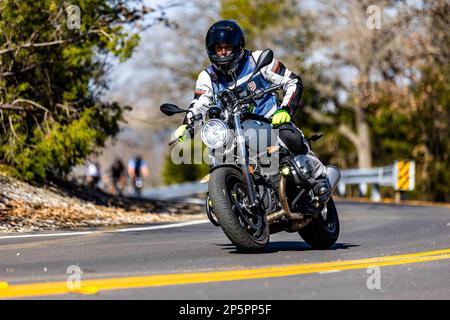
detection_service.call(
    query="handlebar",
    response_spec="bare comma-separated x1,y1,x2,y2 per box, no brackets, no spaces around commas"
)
236,84,283,105
168,84,282,145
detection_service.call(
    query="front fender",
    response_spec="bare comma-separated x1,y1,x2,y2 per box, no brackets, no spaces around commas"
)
209,163,242,174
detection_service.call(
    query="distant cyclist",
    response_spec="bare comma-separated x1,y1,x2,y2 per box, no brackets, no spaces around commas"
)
109,158,126,195
128,155,149,196
85,161,101,190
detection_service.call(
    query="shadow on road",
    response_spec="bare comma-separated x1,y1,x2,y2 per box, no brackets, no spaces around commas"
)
214,242,359,254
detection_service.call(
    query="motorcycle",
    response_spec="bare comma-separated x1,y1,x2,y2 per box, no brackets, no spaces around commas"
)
160,49,341,252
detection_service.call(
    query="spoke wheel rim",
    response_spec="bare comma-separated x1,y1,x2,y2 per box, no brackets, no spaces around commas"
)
227,178,266,240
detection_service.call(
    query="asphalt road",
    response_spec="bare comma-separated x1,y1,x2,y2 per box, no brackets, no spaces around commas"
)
0,201,450,300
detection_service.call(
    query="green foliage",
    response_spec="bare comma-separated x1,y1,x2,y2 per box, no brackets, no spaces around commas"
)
368,63,450,202
162,139,209,185
220,0,295,48
368,2,450,202
369,102,415,165
411,65,449,202
9,105,122,182
0,0,150,182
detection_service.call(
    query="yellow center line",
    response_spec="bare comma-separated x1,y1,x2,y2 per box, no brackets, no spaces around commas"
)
1,248,450,299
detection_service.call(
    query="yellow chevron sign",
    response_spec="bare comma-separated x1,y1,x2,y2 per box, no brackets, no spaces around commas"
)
395,160,415,191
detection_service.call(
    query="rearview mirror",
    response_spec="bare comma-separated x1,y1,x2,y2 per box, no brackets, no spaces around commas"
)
160,103,187,116
251,49,273,78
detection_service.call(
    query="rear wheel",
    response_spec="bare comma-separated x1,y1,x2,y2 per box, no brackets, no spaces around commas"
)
209,167,269,252
298,197,339,249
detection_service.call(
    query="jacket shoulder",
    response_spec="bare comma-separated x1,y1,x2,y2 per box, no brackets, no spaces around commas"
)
197,69,213,82
202,65,218,82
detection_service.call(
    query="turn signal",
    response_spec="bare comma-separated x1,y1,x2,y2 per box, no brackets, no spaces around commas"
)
281,166,291,176
267,146,280,155
200,174,210,183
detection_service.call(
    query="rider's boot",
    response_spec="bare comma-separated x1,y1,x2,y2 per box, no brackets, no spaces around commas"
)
313,176,332,205
277,123,333,206
293,150,332,207
306,151,332,206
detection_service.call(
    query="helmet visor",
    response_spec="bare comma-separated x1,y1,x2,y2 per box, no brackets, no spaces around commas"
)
206,28,241,56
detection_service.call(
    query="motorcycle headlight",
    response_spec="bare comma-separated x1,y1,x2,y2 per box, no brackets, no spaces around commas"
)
201,119,229,149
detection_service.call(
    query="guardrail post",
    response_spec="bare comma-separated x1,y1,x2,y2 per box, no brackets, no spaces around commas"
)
395,190,407,203
371,184,381,202
359,183,368,197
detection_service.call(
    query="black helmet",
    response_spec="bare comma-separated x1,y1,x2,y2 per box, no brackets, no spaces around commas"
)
205,20,245,74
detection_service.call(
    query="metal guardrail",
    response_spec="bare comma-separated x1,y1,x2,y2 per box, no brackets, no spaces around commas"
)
338,160,415,201
142,182,207,200
144,160,416,203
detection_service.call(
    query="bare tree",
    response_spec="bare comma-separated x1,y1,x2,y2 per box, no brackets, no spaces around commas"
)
110,0,219,129
306,0,428,168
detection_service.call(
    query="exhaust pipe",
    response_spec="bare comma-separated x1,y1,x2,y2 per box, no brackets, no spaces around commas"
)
268,166,340,230
267,175,303,223
267,209,286,223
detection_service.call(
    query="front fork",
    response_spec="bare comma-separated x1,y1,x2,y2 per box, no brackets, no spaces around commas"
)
233,113,259,208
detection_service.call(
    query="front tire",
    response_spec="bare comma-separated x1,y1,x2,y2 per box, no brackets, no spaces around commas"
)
298,197,340,249
209,167,269,252
205,194,220,227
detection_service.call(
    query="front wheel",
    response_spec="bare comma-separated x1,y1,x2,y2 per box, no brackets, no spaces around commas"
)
209,167,269,252
298,197,340,249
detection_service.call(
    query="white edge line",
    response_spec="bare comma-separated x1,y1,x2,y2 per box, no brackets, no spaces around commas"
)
0,220,209,241
0,231,95,240
113,220,209,233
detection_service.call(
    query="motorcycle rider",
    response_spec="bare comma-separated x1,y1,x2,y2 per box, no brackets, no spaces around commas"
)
174,20,331,206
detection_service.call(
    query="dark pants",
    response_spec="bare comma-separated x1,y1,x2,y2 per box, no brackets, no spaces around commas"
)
278,122,331,204
278,123,309,155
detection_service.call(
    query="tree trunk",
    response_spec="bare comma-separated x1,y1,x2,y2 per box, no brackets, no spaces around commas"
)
356,108,372,168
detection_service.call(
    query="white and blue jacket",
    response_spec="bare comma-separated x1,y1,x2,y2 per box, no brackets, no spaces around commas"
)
185,50,303,123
